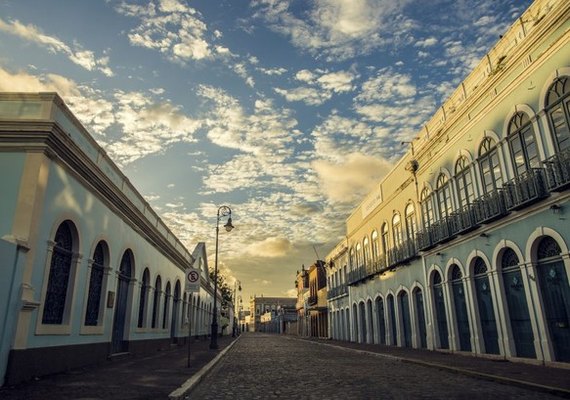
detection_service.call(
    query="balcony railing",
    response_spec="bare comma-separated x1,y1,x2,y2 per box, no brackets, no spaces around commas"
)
417,228,435,251
308,294,318,306
473,190,508,224
388,238,418,268
431,217,455,244
327,284,348,300
544,148,570,192
504,168,549,211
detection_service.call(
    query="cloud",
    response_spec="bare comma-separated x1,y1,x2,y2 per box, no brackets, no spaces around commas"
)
116,0,215,62
0,18,113,76
415,37,438,47
313,152,392,204
251,0,413,61
275,68,356,106
246,237,292,258
257,66,288,76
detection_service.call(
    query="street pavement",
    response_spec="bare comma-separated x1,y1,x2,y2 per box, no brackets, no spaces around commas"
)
188,333,568,400
0,335,235,400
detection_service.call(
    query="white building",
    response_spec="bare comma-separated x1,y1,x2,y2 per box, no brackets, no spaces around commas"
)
326,0,570,365
0,93,221,385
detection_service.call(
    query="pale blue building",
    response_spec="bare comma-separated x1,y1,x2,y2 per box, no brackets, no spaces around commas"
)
0,93,220,385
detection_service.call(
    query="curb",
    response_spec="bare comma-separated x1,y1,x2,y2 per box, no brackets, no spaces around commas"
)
295,338,570,399
168,336,241,400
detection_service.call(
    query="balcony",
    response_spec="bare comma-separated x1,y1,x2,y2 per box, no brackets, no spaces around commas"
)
431,217,456,244
416,228,435,251
544,148,570,192
388,238,418,268
449,204,479,235
504,168,549,211
473,190,508,224
327,284,348,300
308,294,318,306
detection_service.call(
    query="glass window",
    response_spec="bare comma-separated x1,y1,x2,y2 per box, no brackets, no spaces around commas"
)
479,137,503,194
356,243,362,267
381,223,389,256
363,237,370,266
152,276,162,329
420,189,434,229
42,222,75,325
371,230,379,261
436,174,454,219
85,241,107,326
508,112,539,176
455,156,474,208
137,268,150,328
545,77,570,152
405,203,416,242
392,213,402,247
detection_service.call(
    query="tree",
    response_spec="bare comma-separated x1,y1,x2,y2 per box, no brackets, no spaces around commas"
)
209,270,233,308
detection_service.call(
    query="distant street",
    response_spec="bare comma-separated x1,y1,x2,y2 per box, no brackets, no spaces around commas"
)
188,333,555,400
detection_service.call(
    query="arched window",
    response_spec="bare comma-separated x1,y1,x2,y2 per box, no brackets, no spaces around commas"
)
355,243,362,267
436,174,453,219
381,223,389,256
42,221,75,325
163,282,171,329
152,276,162,329
405,203,416,242
479,137,503,194
545,77,570,152
349,248,355,270
420,188,434,229
363,237,370,267
371,230,379,261
455,156,474,209
508,112,539,176
450,264,471,351
85,241,107,326
392,213,402,247
432,270,449,349
137,268,150,328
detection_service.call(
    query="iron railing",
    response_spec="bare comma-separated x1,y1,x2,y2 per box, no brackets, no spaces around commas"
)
544,148,570,192
504,168,549,210
473,190,508,224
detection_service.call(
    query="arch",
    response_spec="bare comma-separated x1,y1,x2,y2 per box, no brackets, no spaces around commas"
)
465,249,492,277
363,236,370,267
525,227,569,262
374,294,386,345
111,249,135,353
386,292,397,346
397,288,412,347
542,74,570,152
478,136,504,194
505,110,541,178
431,268,449,349
410,284,428,349
41,220,80,325
163,281,172,329
137,268,151,328
151,275,162,329
449,263,472,351
84,240,109,327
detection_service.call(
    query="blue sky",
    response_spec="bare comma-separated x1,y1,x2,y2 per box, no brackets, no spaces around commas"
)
0,0,532,302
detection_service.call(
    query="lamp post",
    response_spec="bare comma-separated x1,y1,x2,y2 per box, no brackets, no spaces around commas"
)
210,205,234,350
232,280,242,337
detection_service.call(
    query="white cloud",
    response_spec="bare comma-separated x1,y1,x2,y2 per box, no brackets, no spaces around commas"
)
246,237,292,258
274,86,331,106
0,18,114,76
257,66,288,76
251,0,413,61
415,37,438,47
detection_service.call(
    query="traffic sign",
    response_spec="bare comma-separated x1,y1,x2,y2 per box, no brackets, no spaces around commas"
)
185,267,200,293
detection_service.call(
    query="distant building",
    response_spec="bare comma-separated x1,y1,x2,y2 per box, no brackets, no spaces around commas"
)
249,295,296,332
325,0,570,365
307,261,328,338
295,266,310,336
0,93,221,385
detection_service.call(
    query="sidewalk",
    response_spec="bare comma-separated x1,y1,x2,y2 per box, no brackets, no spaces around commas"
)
0,335,236,400
299,336,570,398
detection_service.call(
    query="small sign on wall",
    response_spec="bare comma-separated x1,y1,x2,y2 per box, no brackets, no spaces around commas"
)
107,291,115,308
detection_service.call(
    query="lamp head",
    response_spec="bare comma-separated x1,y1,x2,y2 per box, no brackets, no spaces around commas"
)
224,217,234,232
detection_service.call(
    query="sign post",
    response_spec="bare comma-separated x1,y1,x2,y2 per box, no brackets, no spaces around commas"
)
185,267,200,367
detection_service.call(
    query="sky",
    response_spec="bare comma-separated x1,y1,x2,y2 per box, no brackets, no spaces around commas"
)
0,0,533,305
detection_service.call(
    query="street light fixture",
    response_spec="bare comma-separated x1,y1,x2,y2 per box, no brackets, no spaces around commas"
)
210,205,234,350
232,281,242,337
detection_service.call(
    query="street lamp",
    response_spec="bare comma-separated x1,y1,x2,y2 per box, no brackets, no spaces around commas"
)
232,281,242,337
210,205,234,350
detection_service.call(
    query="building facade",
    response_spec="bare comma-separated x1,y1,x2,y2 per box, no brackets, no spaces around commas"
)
0,93,221,385
326,0,570,365
307,261,328,338
249,295,296,332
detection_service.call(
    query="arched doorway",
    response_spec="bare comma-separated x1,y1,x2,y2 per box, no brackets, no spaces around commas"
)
359,301,367,343
387,294,397,346
450,264,471,351
473,258,499,354
171,281,181,342
501,248,535,358
535,237,570,362
112,250,133,354
375,296,386,345
352,303,358,342
367,299,374,344
414,288,427,348
432,271,449,349
399,291,412,347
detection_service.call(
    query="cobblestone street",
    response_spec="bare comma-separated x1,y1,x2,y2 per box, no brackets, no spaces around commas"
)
188,334,560,400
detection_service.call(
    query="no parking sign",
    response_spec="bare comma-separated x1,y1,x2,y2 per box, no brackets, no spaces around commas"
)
185,267,200,293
